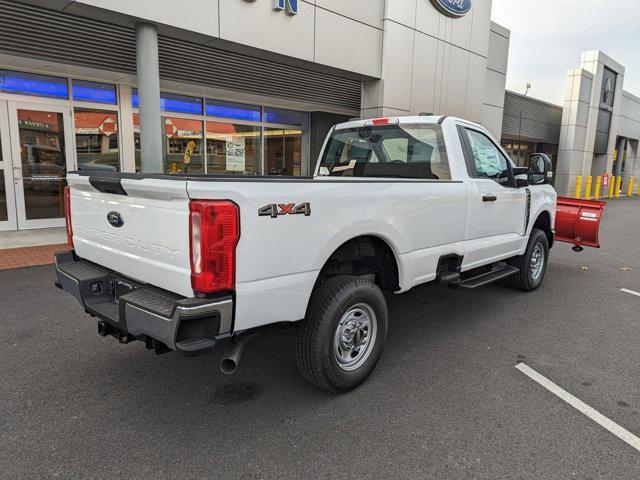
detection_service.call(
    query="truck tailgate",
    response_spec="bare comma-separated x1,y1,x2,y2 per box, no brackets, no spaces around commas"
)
67,174,193,297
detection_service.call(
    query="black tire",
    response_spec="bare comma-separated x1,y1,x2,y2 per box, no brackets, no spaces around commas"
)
508,228,549,292
296,275,388,394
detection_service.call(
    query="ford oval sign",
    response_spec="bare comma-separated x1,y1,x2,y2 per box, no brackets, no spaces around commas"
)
107,211,124,228
430,0,472,17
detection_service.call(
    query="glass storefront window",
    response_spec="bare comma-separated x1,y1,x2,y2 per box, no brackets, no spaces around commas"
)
265,128,303,176
206,122,261,175
501,140,534,167
0,135,7,222
501,139,558,185
131,103,308,176
133,113,141,172
205,100,261,122
161,93,203,115
132,89,203,115
72,80,117,104
163,116,204,174
17,109,67,220
264,108,306,126
0,173,7,222
0,70,68,99
74,109,119,172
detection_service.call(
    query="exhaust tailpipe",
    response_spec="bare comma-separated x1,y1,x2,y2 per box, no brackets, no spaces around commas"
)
220,333,257,375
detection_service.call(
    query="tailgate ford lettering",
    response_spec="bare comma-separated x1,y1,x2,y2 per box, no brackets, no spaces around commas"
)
75,224,180,257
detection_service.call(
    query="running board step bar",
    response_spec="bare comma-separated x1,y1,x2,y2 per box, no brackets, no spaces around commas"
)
451,265,519,289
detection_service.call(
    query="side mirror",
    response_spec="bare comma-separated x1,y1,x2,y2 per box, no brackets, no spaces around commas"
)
513,167,529,188
529,153,553,185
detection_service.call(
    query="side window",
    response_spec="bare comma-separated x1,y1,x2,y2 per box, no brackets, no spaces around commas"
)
464,129,511,185
381,137,409,162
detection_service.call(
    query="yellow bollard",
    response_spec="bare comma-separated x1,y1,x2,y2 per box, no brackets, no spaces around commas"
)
627,177,634,197
584,176,593,200
594,175,602,199
609,176,616,198
615,176,623,198
574,176,582,199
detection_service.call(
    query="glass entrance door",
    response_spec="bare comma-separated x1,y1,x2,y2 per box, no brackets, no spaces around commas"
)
7,102,74,229
0,101,18,231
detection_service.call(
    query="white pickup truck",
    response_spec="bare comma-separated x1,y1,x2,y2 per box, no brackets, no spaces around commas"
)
55,115,594,393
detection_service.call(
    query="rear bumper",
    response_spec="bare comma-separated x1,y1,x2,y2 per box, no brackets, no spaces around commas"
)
54,251,233,356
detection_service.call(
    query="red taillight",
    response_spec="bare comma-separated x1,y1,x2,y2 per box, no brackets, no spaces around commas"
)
64,186,74,248
189,200,240,294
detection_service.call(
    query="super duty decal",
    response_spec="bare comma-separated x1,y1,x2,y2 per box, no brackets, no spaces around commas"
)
259,203,311,219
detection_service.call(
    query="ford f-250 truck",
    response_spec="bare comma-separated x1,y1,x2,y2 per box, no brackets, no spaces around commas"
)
55,116,602,393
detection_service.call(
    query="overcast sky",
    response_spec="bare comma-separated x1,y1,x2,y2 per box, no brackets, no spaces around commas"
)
491,0,640,105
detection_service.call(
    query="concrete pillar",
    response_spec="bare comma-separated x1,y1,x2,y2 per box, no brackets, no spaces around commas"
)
135,22,163,173
622,139,639,191
100,134,110,153
117,85,136,173
629,140,640,177
614,136,626,177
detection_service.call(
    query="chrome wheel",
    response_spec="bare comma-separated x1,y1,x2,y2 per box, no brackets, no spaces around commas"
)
333,303,378,372
530,243,545,280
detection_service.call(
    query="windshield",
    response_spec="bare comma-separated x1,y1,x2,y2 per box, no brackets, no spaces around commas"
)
318,123,450,180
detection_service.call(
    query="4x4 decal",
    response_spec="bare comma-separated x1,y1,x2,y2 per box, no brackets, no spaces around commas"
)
259,203,311,219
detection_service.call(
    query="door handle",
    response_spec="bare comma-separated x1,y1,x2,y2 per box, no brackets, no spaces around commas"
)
483,195,498,202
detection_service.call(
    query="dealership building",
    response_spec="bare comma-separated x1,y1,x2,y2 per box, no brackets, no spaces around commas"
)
0,0,509,232
498,49,640,198
500,90,563,171
498,50,640,198
0,0,637,236
555,51,640,197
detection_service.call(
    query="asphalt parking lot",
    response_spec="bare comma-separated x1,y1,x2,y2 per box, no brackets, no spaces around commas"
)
2,198,640,479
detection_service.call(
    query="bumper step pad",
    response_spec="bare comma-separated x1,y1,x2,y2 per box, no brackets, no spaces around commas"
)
54,251,232,356
175,338,217,353
119,288,177,319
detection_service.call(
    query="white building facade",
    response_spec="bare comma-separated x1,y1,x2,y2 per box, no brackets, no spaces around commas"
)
556,50,640,196
0,0,509,232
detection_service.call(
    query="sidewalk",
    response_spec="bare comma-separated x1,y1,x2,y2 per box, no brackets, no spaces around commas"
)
0,228,68,270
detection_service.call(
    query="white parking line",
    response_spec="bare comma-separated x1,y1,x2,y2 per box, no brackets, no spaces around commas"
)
621,288,640,298
515,363,640,452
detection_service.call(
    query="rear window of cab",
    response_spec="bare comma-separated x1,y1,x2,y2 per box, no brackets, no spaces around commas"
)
319,123,451,180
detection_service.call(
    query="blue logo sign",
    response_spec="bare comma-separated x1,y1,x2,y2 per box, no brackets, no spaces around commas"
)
273,0,297,15
107,211,124,228
430,0,472,18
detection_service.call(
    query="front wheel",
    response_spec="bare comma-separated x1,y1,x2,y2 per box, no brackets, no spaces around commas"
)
508,228,549,292
296,275,388,394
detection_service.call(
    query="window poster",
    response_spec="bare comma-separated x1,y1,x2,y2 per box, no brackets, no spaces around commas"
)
473,143,502,177
226,135,246,172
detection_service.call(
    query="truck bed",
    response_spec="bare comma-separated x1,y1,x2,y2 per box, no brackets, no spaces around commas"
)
67,170,469,331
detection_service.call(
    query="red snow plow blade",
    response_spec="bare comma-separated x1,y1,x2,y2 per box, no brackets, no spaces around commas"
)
555,197,606,251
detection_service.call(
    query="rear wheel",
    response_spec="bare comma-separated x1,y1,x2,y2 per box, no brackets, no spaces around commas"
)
509,228,549,292
296,275,388,394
